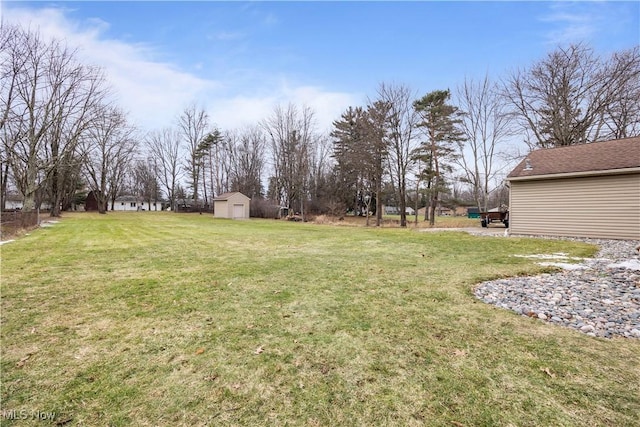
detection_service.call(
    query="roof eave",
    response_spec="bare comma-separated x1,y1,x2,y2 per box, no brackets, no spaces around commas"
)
507,166,640,182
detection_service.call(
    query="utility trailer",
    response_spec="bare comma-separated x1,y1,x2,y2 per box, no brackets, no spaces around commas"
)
480,206,509,228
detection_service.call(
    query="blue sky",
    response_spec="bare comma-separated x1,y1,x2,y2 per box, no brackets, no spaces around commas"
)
3,1,639,133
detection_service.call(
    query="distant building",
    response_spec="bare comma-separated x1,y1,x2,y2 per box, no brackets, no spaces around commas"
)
110,196,161,211
467,207,480,218
213,192,251,219
2,193,52,211
85,191,107,212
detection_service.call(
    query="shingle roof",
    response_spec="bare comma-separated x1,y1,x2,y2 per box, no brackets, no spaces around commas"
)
114,195,140,202
213,191,248,201
507,136,640,179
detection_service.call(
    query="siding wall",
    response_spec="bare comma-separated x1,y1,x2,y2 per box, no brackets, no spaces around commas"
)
111,201,160,211
509,173,640,240
213,194,250,219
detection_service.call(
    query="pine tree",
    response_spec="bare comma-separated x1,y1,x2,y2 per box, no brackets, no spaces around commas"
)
413,90,465,226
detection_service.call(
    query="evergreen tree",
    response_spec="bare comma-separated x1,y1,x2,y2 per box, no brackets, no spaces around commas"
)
414,89,465,226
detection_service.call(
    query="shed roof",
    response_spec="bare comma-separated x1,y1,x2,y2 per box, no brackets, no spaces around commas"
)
213,191,250,201
507,136,640,180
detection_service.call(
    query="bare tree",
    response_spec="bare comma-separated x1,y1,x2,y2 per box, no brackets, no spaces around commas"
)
503,43,640,148
455,75,513,213
263,103,315,219
82,106,137,214
0,25,25,210
44,64,107,217
227,125,265,199
201,128,228,198
599,47,640,139
0,24,108,223
0,121,15,212
0,24,24,132
306,133,333,215
178,104,209,205
376,83,419,227
132,158,160,210
145,127,181,211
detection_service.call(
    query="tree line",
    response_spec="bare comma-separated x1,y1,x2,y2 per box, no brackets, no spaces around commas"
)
2,24,638,227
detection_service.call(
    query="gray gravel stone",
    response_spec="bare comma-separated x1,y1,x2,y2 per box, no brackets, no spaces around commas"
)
474,237,640,339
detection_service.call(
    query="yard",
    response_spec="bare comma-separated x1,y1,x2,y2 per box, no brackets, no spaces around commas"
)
1,213,639,426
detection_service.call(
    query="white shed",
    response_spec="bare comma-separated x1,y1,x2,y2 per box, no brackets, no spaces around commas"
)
213,192,251,219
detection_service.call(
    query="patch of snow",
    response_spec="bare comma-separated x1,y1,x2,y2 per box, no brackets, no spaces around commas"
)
537,262,590,270
607,259,640,271
514,254,583,260
0,239,15,245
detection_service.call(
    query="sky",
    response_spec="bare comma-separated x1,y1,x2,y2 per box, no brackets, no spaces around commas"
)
2,1,639,135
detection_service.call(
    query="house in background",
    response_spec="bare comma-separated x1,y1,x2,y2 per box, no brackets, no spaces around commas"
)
110,195,161,211
3,193,52,211
436,206,453,216
383,205,415,215
4,193,25,211
213,192,251,219
506,136,640,240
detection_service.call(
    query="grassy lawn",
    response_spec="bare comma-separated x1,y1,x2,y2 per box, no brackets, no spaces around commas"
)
319,214,481,228
1,212,639,426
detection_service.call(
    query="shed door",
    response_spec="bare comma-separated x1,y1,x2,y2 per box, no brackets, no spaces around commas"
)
233,203,244,219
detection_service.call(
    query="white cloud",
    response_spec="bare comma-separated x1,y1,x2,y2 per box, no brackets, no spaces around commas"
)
539,2,628,47
4,5,359,135
282,84,361,133
209,84,360,133
5,6,218,131
209,95,278,130
542,16,595,45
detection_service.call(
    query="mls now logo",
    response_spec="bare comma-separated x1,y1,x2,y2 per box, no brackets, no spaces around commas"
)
1,409,56,421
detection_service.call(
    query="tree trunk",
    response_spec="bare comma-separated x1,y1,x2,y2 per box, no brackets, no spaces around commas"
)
399,176,407,227
375,177,382,227
50,168,62,217
0,160,9,211
429,174,439,227
98,196,107,214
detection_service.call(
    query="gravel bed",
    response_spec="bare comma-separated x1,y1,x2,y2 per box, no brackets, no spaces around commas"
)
473,237,640,339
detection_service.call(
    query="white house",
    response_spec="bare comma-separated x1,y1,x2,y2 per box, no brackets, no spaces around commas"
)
3,193,52,211
110,196,161,212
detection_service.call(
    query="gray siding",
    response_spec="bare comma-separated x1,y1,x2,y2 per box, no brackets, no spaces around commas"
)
509,173,640,240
